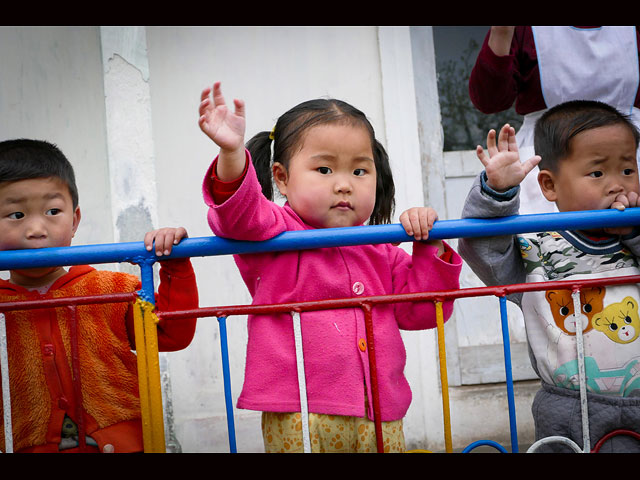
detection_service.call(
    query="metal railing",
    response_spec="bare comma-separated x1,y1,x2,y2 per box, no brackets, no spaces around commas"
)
1,207,640,452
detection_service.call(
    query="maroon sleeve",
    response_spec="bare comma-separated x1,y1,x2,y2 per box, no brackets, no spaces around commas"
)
468,26,546,115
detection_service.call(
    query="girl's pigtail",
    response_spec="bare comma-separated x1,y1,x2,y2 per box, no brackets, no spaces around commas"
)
370,139,395,225
246,131,275,200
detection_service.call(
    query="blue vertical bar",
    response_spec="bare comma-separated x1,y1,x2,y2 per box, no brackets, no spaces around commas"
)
217,316,237,453
138,260,156,306
499,295,519,453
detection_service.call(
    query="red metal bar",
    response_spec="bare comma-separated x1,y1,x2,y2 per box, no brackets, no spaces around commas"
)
0,292,136,312
592,429,640,453
157,275,640,321
362,302,384,453
67,305,87,452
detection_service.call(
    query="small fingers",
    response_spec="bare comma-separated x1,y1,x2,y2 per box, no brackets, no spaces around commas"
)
486,129,498,157
476,145,490,167
212,81,226,107
497,124,511,152
522,155,542,176
233,98,246,119
613,193,630,211
144,231,156,252
400,207,438,241
145,228,189,256
200,86,212,102
507,125,518,152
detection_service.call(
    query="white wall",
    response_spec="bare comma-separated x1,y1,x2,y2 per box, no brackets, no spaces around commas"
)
0,27,114,250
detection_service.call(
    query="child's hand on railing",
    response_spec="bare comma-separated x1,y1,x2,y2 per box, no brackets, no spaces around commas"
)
144,227,189,257
607,191,640,235
399,207,444,255
476,124,541,192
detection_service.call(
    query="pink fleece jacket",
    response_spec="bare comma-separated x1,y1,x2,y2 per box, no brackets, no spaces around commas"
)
202,157,462,421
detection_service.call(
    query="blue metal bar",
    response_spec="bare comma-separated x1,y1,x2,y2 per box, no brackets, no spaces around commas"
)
137,260,156,306
217,316,237,453
499,295,518,453
462,439,508,453
0,208,639,271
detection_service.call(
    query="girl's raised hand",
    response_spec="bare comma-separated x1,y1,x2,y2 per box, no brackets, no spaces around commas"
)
198,82,246,153
476,124,541,192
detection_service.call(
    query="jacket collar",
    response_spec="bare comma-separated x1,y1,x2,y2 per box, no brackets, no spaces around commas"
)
0,265,96,295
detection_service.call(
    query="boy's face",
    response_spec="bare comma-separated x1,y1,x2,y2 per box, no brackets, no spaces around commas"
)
539,124,640,213
0,177,81,287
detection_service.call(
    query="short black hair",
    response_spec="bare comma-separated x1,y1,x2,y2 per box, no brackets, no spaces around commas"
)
246,98,395,225
534,100,640,172
0,139,78,208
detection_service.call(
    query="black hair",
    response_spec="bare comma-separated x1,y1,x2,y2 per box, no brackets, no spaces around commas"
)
0,139,78,209
246,98,395,225
534,100,640,172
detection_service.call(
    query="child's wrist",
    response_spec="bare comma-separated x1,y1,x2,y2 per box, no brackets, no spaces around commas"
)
216,147,248,181
481,171,519,201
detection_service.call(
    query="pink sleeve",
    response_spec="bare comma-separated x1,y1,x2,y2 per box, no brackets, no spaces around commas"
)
208,156,249,205
202,151,289,241
391,241,462,331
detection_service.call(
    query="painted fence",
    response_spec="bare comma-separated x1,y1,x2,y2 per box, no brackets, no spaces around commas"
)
2,208,640,453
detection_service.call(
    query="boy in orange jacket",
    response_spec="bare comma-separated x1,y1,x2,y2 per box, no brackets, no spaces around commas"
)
0,139,198,453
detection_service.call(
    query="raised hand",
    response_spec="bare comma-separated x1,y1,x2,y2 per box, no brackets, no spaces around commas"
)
199,82,247,181
476,124,541,192
198,82,246,154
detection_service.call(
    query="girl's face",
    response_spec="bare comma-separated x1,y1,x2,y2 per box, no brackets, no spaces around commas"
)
273,123,377,229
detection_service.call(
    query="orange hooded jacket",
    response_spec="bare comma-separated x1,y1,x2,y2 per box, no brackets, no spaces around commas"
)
0,259,197,453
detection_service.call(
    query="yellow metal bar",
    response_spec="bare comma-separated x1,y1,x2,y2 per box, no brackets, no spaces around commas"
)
133,298,166,453
435,301,453,453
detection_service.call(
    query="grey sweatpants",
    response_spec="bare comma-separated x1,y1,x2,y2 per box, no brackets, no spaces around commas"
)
531,382,640,453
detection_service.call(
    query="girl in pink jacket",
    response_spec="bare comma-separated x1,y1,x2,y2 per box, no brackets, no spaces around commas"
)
199,82,462,453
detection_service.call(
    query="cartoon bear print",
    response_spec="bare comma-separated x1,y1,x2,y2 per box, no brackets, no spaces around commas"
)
545,287,605,335
592,296,640,344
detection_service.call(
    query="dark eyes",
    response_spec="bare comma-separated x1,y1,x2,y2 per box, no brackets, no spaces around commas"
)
316,167,368,176
588,169,635,177
7,209,61,219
